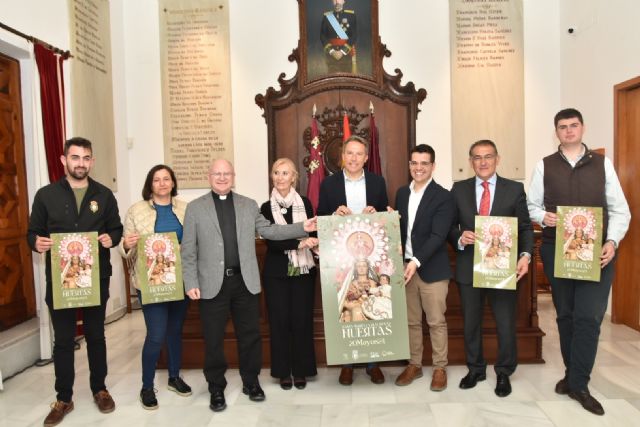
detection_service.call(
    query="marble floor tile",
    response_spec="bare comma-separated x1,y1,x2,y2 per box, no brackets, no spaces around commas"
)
369,403,433,427
2,294,640,426
591,366,640,399
430,402,555,427
538,398,640,427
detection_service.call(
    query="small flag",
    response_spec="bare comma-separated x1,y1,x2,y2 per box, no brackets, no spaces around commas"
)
367,113,382,175
307,115,325,214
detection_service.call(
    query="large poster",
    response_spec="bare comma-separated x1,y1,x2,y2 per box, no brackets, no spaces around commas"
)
51,232,100,309
136,233,185,305
159,0,234,188
317,212,409,365
68,0,117,191
554,206,603,282
473,216,518,290
450,0,524,180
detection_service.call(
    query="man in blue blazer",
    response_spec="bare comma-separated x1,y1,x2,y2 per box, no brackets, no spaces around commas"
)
394,144,455,391
182,159,316,412
449,140,533,398
317,135,388,385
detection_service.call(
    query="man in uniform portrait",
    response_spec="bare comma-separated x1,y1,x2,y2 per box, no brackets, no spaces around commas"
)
320,0,357,74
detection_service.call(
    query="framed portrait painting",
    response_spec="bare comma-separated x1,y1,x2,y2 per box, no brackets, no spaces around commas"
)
299,0,378,85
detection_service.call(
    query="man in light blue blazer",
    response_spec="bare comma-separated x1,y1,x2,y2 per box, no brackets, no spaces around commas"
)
182,159,316,412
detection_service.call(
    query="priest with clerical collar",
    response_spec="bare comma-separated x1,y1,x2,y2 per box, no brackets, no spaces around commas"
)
181,159,317,413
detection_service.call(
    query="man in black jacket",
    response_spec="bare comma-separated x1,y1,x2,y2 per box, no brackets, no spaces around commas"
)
27,137,123,426
394,144,455,391
317,135,388,385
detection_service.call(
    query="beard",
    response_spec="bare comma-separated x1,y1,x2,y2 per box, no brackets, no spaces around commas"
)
68,166,89,180
334,3,344,12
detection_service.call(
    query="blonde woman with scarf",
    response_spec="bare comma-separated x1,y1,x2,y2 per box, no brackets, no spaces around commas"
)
260,158,318,391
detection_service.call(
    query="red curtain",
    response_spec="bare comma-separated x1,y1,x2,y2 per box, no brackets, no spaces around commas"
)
34,44,66,183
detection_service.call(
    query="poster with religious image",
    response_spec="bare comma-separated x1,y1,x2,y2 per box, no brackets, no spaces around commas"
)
136,232,184,304
554,206,603,282
473,216,518,290
317,212,409,365
51,232,100,309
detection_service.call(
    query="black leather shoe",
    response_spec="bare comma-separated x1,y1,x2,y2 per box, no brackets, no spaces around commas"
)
495,373,512,397
459,371,486,389
293,377,307,390
280,377,293,390
243,383,266,402
555,377,570,395
569,390,605,416
209,390,226,412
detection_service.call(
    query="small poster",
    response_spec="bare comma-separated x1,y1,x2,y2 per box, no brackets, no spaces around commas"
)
554,206,603,282
317,212,409,365
51,232,100,309
473,216,518,290
136,232,184,304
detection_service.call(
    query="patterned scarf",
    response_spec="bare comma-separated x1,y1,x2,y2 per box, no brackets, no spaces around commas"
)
270,188,315,275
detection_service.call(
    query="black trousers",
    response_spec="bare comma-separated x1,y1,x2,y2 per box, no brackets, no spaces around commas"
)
457,282,518,376
199,274,261,392
541,242,614,391
263,271,317,378
47,278,109,402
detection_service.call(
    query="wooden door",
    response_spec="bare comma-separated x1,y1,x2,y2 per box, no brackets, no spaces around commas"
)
0,53,36,331
612,76,640,332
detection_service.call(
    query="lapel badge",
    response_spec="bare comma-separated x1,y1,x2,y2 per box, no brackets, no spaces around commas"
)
90,201,99,213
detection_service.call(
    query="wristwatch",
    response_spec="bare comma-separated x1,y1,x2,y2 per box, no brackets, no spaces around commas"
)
606,239,618,250
519,252,532,264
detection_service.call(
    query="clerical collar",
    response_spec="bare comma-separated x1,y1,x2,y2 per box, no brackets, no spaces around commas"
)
211,191,232,201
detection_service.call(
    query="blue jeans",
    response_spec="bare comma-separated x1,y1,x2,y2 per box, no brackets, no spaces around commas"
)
137,291,189,389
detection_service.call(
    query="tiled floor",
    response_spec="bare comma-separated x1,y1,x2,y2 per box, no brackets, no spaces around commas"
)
2,294,640,426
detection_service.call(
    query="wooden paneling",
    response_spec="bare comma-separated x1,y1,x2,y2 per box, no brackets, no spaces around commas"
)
0,53,36,330
166,239,544,368
612,76,640,331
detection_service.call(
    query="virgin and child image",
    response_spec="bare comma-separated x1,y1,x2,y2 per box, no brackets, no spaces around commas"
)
147,253,177,286
563,226,595,261
482,235,511,270
474,217,516,273
56,234,96,290
338,258,393,322
61,255,93,289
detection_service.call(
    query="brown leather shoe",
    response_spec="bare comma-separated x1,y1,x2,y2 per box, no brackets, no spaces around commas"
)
339,367,354,385
366,366,385,384
93,390,115,413
395,364,423,386
430,368,447,391
44,400,74,427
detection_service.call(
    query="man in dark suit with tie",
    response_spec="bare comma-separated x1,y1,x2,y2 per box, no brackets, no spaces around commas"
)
317,135,388,385
449,140,533,397
394,144,455,391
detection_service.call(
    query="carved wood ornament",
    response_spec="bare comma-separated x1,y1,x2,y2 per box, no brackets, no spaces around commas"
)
255,0,426,199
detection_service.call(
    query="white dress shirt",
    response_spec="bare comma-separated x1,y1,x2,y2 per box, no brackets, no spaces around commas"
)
344,170,367,214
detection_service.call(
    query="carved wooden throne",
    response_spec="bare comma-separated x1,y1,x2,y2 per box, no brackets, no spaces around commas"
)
255,1,426,197
170,0,543,369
